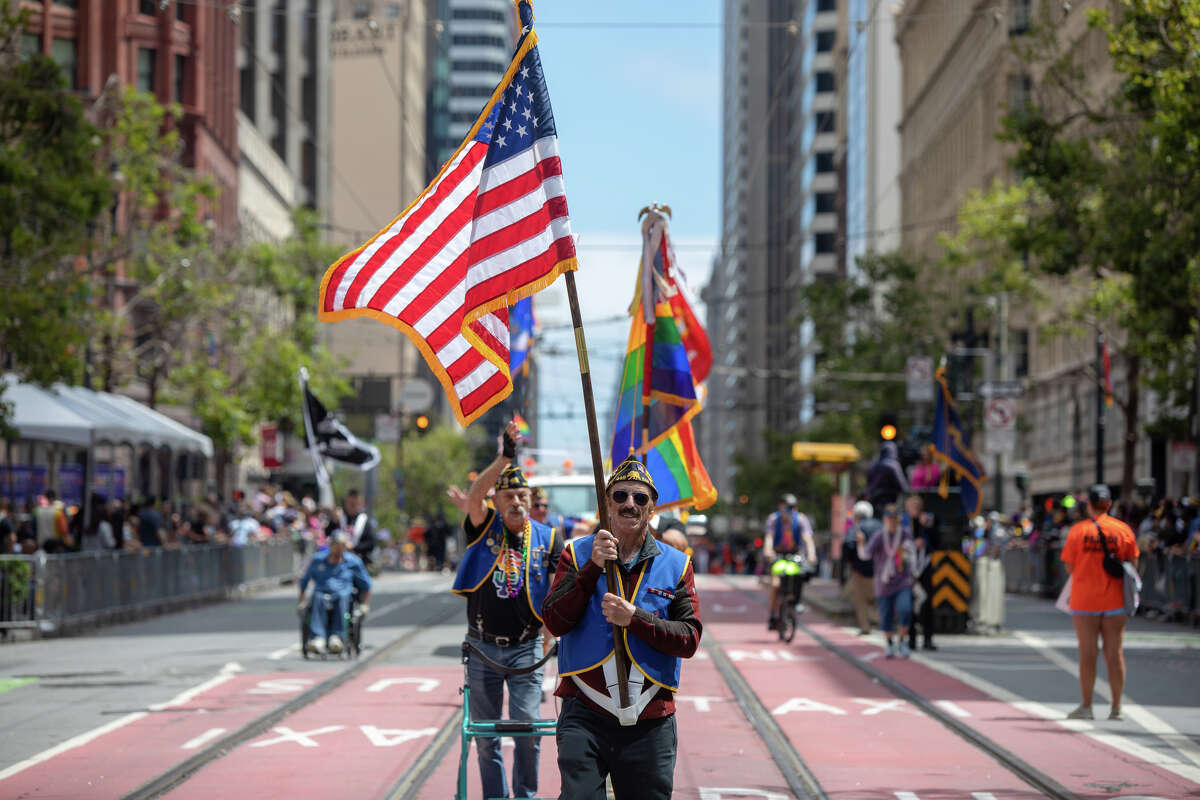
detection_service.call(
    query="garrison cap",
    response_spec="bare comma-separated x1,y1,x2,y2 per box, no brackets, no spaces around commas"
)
495,466,530,491
605,454,658,501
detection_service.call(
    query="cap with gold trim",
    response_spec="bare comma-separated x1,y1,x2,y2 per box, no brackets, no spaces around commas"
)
495,466,529,491
605,454,658,501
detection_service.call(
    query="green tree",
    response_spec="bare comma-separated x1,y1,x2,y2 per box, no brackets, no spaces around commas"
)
0,0,111,428
986,0,1200,502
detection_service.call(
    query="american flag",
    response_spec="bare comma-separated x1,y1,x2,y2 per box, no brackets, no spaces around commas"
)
318,2,575,426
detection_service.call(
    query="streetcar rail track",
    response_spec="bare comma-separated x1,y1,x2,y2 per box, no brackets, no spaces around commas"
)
717,576,1075,800
119,593,461,800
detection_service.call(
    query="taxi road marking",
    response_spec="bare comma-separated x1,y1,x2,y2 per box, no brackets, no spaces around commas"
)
251,725,345,748
182,728,228,750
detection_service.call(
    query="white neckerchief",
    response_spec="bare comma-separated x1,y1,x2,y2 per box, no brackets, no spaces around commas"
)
880,523,904,584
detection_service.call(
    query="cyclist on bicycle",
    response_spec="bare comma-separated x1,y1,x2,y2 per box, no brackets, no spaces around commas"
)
764,493,816,630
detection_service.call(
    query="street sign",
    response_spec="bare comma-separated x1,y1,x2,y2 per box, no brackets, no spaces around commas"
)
978,380,1024,399
906,356,934,404
399,379,435,413
983,397,1017,456
375,414,400,444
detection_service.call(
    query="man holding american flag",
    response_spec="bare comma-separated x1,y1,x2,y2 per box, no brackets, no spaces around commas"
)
320,2,576,797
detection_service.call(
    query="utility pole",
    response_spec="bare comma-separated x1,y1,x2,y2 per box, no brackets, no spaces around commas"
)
994,293,1008,513
1096,332,1106,486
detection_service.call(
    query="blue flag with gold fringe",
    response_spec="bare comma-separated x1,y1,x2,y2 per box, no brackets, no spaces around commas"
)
931,365,986,516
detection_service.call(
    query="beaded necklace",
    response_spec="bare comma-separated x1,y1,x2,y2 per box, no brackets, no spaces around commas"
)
495,519,530,599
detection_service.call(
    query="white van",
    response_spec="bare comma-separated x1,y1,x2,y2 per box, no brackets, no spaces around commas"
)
529,473,599,525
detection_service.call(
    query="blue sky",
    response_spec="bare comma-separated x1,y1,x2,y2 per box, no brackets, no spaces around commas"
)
522,1,722,469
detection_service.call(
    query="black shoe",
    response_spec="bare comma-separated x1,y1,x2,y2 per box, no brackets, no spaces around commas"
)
767,616,778,631
923,641,938,651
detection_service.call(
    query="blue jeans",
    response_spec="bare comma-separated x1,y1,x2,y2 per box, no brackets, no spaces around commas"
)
308,590,350,640
467,637,544,799
877,585,913,634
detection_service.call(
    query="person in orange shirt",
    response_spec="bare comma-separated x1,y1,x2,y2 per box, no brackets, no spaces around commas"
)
1060,484,1138,720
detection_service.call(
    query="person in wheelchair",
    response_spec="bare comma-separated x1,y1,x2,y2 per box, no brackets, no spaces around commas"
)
299,531,371,655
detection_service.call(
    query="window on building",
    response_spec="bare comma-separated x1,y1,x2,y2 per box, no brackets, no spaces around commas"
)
51,38,78,90
451,60,507,74
352,0,374,19
452,85,493,98
814,110,835,134
816,30,835,52
815,232,836,254
1009,74,1033,110
52,0,78,8
176,0,186,20
816,70,835,92
173,54,186,103
138,0,156,15
1010,0,1032,36
240,65,255,118
20,32,39,59
137,48,157,93
302,74,316,122
341,377,391,414
815,151,834,173
451,34,507,49
1013,329,1030,378
452,8,506,22
815,191,835,214
817,0,837,11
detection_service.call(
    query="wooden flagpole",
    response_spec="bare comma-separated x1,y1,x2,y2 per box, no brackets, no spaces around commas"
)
564,269,631,709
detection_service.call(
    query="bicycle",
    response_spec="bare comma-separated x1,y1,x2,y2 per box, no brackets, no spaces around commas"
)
770,554,812,643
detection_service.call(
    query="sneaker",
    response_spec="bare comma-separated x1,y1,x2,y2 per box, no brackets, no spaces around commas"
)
1108,707,1123,721
767,616,778,631
885,641,897,659
897,641,912,659
923,641,938,651
327,635,344,654
307,637,326,654
1066,704,1094,720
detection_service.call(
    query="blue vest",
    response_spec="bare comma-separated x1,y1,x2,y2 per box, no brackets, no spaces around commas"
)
451,511,556,623
558,534,690,691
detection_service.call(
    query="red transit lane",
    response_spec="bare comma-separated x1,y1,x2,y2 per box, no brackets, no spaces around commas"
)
0,668,335,799
162,665,462,800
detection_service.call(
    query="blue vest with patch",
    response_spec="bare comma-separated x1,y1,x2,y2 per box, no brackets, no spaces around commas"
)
558,534,690,691
451,510,556,623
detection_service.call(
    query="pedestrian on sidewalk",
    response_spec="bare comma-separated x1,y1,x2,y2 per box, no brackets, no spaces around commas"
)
857,503,915,658
1060,484,1138,721
905,493,937,651
844,501,878,635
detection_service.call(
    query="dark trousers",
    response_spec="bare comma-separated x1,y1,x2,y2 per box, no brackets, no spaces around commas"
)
909,566,935,648
556,696,676,800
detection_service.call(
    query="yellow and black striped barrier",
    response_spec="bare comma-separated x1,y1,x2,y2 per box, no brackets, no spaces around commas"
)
930,551,971,632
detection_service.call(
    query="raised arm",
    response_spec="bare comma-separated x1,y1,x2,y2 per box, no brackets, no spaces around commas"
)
465,419,520,529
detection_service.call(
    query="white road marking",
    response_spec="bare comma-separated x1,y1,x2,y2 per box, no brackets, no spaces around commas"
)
181,727,228,750
250,725,345,748
934,699,971,718
0,660,244,780
0,711,148,780
894,793,921,800
248,677,314,695
971,794,998,800
267,643,299,661
359,725,438,747
853,698,916,716
910,650,1200,784
1014,630,1200,770
771,697,847,716
699,790,789,800
365,677,440,694
676,696,725,713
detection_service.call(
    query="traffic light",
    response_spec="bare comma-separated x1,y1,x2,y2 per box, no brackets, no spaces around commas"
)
414,414,430,433
878,412,899,442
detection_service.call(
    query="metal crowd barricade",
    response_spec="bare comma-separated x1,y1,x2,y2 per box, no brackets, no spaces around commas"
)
0,539,296,634
1001,541,1198,624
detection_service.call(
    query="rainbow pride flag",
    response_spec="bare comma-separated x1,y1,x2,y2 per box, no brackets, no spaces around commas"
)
513,412,532,440
645,417,717,512
609,300,699,464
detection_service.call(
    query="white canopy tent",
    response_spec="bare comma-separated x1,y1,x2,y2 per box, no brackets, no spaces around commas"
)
2,376,213,515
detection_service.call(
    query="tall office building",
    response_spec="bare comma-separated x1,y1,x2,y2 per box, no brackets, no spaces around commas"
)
238,0,330,215
704,0,844,497
325,0,431,435
441,0,517,166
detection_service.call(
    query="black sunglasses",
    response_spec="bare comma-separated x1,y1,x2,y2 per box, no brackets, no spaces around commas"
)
610,489,650,507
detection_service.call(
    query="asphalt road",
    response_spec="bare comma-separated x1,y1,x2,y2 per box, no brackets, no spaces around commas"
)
0,571,1197,800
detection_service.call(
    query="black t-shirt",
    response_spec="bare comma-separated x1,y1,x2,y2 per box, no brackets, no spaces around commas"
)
462,510,564,640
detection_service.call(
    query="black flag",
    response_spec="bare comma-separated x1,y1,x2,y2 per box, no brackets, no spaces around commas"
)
299,368,381,478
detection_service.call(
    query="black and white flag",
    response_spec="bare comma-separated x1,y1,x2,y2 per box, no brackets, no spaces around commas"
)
299,369,380,504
